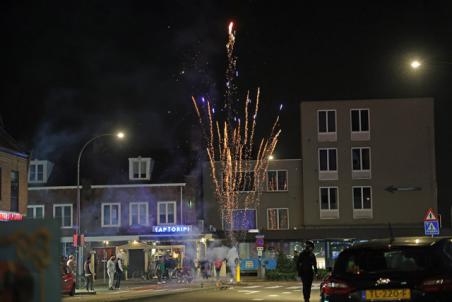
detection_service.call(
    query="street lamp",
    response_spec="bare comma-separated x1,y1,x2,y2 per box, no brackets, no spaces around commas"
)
410,60,421,69
76,131,125,285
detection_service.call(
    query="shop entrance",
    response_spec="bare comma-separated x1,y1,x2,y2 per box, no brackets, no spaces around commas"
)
129,249,145,278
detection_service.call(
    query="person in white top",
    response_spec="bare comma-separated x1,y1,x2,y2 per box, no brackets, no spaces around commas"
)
107,255,116,290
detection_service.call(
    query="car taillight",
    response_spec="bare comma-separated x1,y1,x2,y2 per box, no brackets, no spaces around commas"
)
421,277,452,293
321,278,355,295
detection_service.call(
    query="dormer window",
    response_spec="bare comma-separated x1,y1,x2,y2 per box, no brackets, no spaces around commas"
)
129,157,152,180
29,160,52,184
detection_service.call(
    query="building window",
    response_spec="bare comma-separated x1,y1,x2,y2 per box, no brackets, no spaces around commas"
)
352,147,371,179
320,187,339,219
10,171,19,212
351,109,370,140
157,201,176,225
29,162,44,183
223,209,257,231
351,109,370,132
129,157,151,180
235,171,255,192
353,187,372,210
318,110,336,133
267,170,288,191
129,202,148,226
53,204,73,228
27,205,45,219
353,186,373,219
318,148,338,180
319,149,337,171
102,203,121,227
267,208,289,230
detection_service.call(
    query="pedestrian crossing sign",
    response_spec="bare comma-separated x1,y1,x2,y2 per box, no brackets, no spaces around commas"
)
424,208,438,221
424,220,439,236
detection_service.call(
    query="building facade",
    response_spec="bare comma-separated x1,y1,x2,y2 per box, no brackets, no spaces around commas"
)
0,126,28,220
202,159,304,269
27,157,205,278
202,98,439,269
301,98,437,237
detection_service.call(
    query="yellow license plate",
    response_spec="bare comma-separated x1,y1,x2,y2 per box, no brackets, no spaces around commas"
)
365,289,411,301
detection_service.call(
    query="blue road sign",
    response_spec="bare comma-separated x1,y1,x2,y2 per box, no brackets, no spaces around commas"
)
424,220,440,236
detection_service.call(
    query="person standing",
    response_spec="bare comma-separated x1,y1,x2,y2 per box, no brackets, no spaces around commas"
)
297,241,318,302
214,258,223,280
66,255,76,277
107,255,116,290
115,256,124,289
84,256,95,292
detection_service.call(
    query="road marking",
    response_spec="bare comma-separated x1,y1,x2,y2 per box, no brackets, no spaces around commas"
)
251,299,264,301
243,285,262,289
238,290,260,295
292,289,301,292
268,294,279,297
266,285,282,289
111,290,128,294
281,292,291,294
286,286,300,290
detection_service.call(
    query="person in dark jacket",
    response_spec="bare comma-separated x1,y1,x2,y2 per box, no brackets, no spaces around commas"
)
296,240,318,302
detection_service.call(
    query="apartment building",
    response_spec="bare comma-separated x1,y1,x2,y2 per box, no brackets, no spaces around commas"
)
300,98,437,239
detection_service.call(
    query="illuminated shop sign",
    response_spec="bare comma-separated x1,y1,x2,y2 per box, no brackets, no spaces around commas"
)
0,210,23,222
152,225,192,233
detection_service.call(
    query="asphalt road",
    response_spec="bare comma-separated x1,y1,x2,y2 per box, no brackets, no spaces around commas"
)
128,283,321,302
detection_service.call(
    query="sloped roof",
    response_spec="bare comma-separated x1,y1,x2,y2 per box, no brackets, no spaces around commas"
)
0,126,28,158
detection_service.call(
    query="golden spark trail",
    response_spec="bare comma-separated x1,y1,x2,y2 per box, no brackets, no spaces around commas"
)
191,22,281,242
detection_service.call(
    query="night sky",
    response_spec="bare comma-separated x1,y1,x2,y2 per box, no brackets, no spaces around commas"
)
1,1,452,193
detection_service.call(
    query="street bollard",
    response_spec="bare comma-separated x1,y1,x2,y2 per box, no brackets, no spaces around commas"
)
235,262,240,283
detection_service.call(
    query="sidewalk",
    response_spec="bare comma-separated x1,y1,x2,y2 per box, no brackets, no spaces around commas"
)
65,278,218,301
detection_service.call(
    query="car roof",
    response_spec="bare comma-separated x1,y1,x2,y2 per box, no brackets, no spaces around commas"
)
349,236,451,249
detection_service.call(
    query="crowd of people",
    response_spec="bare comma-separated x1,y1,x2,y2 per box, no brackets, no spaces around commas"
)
60,253,125,292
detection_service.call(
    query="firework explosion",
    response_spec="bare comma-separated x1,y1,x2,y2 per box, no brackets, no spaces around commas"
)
192,22,281,240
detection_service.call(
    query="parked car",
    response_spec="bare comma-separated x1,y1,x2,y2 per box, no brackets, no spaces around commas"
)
61,265,75,296
320,237,452,302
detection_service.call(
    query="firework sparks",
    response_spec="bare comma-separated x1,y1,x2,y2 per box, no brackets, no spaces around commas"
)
192,22,281,241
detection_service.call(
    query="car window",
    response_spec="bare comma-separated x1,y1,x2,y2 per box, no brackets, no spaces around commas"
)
335,247,432,274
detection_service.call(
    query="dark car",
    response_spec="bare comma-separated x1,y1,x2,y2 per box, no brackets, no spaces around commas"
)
321,237,452,302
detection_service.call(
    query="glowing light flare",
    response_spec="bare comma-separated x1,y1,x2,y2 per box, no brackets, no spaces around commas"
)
228,22,234,35
279,104,283,111
411,60,421,69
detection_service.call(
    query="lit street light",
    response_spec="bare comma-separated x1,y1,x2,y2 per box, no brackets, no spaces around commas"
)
410,60,421,69
76,131,125,286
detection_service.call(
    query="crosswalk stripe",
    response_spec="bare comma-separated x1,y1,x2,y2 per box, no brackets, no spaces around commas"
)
251,299,264,301
266,285,283,289
281,292,291,294
243,285,262,289
268,294,279,297
286,286,300,290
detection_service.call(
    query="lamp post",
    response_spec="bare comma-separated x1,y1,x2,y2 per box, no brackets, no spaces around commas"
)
76,132,125,285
